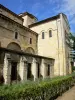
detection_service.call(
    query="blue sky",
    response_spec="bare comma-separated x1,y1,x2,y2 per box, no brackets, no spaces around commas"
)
0,0,75,34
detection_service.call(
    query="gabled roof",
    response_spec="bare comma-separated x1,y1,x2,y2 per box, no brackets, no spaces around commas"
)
0,13,38,36
19,12,38,20
29,14,60,28
0,4,23,21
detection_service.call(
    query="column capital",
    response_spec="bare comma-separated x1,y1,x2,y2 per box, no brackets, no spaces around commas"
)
5,53,11,60
41,59,45,64
20,56,27,63
32,58,37,63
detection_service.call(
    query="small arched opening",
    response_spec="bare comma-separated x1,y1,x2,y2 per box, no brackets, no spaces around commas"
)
7,42,21,51
7,42,21,82
25,47,35,54
25,47,35,80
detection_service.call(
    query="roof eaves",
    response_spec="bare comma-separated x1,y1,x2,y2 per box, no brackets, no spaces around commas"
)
0,47,54,60
19,12,38,20
0,13,38,36
29,14,60,28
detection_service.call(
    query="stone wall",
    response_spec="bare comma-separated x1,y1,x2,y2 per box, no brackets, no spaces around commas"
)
22,15,37,27
30,13,72,76
30,19,60,76
1,50,54,84
0,15,37,54
0,6,23,24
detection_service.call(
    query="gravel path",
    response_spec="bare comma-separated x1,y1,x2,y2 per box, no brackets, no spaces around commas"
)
56,86,75,100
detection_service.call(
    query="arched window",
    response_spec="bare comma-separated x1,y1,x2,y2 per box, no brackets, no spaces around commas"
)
49,30,52,37
15,32,18,39
30,38,32,44
42,32,45,39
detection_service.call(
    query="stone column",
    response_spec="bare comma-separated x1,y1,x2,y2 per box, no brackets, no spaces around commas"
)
50,61,54,78
3,53,11,84
32,58,38,81
41,59,46,79
19,56,27,82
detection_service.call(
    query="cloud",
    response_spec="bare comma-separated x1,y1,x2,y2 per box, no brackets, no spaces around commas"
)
34,0,75,32
56,0,75,24
17,0,75,32
46,0,75,25
30,0,60,20
16,0,75,33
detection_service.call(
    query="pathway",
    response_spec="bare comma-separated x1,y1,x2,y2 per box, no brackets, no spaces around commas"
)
56,86,75,100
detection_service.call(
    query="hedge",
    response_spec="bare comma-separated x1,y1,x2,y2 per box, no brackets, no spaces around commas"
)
0,73,75,100
72,66,75,71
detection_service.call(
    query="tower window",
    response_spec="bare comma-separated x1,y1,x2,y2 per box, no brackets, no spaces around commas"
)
30,38,32,44
15,32,18,39
49,30,52,37
42,32,45,39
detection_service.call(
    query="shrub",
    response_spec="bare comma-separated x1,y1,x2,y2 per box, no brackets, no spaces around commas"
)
72,66,75,71
0,73,75,100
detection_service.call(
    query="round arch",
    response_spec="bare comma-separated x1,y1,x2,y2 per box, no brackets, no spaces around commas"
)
7,42,21,61
25,47,35,54
39,30,45,35
7,42,21,51
47,28,53,31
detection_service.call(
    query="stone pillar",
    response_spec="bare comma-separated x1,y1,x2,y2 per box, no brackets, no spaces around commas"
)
50,65,53,78
19,56,27,82
41,59,46,79
32,58,38,81
50,61,54,78
3,53,11,84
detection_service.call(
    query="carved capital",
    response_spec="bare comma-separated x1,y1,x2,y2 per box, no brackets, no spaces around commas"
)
21,56,27,62
5,53,11,60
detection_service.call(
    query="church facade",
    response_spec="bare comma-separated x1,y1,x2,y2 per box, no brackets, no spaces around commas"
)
0,4,72,84
29,13,72,76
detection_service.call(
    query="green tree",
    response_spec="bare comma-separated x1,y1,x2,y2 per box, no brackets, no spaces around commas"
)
69,33,75,50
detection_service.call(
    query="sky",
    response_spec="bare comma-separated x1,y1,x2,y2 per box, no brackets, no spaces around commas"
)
0,0,75,34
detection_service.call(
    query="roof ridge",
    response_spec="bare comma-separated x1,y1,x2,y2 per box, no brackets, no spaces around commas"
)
19,11,38,20
0,13,38,35
29,14,60,27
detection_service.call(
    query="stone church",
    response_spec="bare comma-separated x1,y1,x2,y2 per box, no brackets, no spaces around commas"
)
0,4,72,84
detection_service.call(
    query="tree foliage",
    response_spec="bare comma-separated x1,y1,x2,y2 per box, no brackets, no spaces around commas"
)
69,33,75,50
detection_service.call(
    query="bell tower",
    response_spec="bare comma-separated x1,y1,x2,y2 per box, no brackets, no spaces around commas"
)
19,12,38,27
